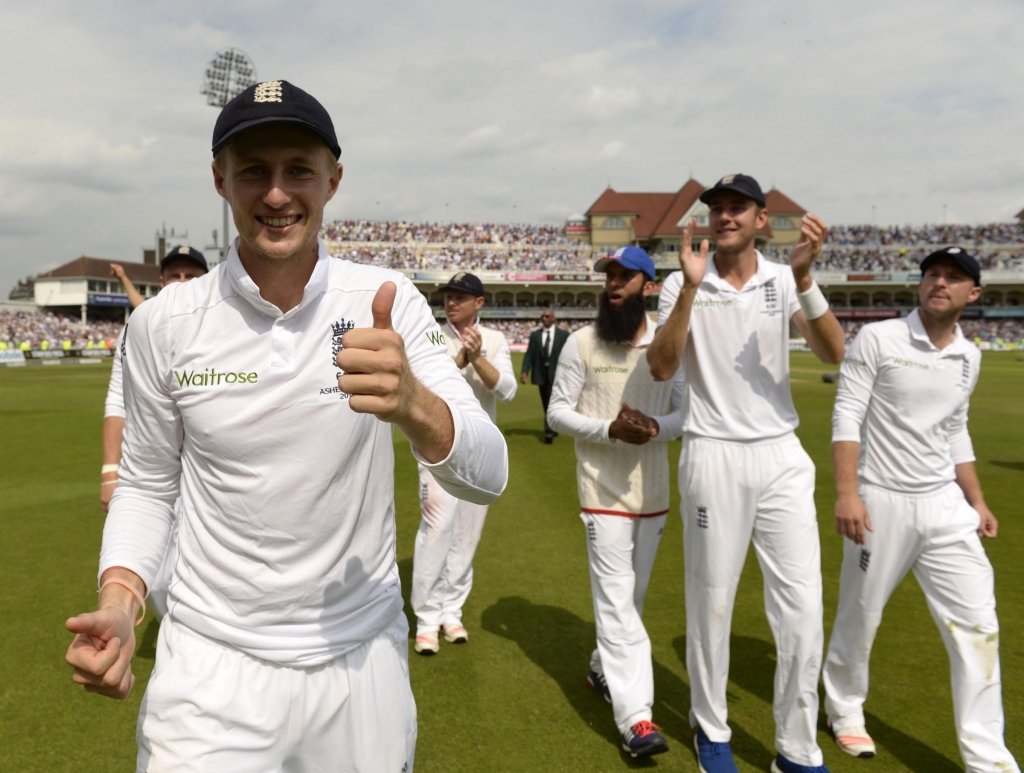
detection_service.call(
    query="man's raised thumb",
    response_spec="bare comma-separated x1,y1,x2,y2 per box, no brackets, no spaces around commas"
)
372,281,397,331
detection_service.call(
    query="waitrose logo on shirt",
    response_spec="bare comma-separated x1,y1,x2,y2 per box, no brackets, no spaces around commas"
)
174,368,259,387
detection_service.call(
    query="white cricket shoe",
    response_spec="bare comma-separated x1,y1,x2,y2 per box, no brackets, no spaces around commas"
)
828,720,876,758
442,623,469,644
414,631,439,656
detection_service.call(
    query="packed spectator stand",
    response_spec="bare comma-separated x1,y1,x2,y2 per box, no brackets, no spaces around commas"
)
0,310,122,350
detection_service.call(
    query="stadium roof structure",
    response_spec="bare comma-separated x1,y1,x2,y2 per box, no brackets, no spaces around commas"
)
36,257,160,283
586,179,807,240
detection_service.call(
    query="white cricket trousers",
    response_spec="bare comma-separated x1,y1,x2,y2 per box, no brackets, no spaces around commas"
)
582,512,666,734
824,483,1019,773
411,465,489,634
681,433,825,767
136,612,417,773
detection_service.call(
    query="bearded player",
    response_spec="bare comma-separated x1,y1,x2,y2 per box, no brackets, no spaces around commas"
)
548,247,683,759
411,271,516,654
824,247,1018,772
648,175,845,773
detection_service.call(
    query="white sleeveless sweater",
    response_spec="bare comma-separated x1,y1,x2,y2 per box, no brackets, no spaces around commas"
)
573,323,675,517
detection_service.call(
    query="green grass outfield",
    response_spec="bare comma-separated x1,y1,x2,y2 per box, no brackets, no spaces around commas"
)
1,352,1021,772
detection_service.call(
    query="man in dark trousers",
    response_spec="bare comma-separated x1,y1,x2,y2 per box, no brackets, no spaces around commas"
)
520,309,569,443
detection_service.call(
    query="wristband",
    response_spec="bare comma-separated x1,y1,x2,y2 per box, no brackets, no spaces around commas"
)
101,480,118,487
99,577,146,626
797,282,829,321
101,464,120,474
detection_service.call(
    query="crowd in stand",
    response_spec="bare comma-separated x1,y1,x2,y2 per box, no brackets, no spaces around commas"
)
764,247,1024,273
839,318,1024,344
0,310,122,350
322,220,574,246
825,223,1024,247
329,244,593,272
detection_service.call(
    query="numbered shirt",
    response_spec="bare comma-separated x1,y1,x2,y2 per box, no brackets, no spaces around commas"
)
101,239,508,667
832,309,980,494
657,253,801,441
438,320,517,423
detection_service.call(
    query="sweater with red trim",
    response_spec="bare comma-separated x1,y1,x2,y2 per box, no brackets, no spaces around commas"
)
573,325,674,517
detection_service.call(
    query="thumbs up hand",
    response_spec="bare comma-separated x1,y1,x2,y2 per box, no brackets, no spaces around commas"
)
336,282,416,423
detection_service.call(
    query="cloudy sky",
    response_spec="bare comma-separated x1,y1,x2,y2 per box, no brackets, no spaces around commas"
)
2,0,1023,294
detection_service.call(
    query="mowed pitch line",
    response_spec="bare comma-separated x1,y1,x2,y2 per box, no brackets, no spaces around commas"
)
0,353,1020,772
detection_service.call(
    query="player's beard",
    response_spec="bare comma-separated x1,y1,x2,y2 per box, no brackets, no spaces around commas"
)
595,290,648,343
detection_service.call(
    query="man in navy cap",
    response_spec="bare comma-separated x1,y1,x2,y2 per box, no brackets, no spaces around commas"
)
548,246,684,759
825,248,1018,771
411,271,516,655
66,81,507,772
648,174,845,773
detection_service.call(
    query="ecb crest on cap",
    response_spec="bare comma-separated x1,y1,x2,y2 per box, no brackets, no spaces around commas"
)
254,81,283,103
178,246,190,255
949,247,961,254
453,272,466,282
721,174,736,184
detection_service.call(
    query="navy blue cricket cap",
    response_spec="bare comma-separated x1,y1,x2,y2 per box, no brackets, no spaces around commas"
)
443,272,485,297
161,245,209,273
594,246,656,281
212,80,341,159
920,246,981,286
699,173,766,208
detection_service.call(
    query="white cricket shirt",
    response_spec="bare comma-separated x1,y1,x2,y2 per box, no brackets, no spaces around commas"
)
101,239,508,667
657,253,802,441
832,309,980,494
438,320,517,422
104,327,126,419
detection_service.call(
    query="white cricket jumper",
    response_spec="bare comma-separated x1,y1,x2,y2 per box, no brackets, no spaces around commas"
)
548,318,682,734
411,319,517,634
824,311,1018,773
658,255,826,767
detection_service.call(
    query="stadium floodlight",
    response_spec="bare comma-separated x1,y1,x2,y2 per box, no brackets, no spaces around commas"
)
201,48,258,264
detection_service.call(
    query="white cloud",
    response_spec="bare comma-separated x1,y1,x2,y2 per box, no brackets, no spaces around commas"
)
598,141,626,159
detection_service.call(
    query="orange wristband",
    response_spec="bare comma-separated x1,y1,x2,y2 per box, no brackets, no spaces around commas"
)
99,577,146,627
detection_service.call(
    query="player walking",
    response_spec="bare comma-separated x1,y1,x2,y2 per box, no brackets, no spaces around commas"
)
65,81,507,772
648,175,845,773
411,272,516,654
824,247,1019,772
548,247,683,759
102,247,208,618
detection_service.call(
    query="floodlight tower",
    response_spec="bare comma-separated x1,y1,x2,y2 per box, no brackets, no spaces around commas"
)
200,48,258,264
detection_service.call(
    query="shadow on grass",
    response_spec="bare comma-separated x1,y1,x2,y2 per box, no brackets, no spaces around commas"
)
990,460,1024,472
683,634,959,773
503,427,547,442
399,557,416,636
485,596,740,767
136,617,161,660
671,635,774,768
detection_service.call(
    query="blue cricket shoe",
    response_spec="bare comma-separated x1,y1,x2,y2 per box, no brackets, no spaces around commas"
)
694,725,739,773
586,670,611,703
771,753,830,773
621,720,669,758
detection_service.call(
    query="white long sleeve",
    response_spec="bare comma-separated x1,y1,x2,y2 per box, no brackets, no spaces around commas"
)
547,334,612,442
488,333,518,404
830,311,981,493
103,327,127,419
99,241,507,666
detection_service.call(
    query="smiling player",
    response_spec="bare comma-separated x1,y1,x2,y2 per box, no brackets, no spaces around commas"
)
648,174,845,773
824,247,1019,772
65,81,507,772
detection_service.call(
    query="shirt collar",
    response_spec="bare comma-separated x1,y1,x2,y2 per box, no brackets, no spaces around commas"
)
703,250,770,292
226,237,330,319
906,308,967,354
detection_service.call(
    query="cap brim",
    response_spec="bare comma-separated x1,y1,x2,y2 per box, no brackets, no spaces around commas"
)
212,116,341,158
699,185,765,207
